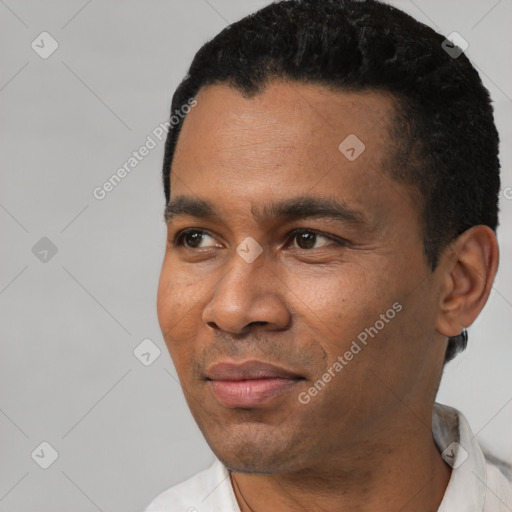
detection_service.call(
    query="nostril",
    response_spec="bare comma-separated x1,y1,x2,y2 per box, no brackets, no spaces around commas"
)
248,321,268,327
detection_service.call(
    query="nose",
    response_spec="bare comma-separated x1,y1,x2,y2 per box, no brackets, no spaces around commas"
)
201,250,291,335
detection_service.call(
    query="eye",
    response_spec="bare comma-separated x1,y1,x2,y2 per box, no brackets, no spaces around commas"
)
172,228,344,251
174,229,219,249
288,229,341,250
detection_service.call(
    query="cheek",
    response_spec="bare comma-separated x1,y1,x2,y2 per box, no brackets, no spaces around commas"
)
287,264,390,349
157,261,204,351
156,265,177,332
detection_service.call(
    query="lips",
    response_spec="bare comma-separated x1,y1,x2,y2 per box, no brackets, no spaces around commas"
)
206,360,304,408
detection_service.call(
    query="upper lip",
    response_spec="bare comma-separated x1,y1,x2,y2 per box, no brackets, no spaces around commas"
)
205,360,303,381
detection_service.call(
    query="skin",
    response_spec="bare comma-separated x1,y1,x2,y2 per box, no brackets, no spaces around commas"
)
157,81,499,511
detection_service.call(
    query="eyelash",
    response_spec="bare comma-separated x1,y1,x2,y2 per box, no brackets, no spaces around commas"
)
172,228,345,250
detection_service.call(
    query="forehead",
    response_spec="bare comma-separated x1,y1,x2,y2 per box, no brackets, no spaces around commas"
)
171,81,395,174
168,81,411,226
174,81,395,156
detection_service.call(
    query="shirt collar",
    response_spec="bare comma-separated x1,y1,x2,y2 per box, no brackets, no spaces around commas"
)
433,402,487,512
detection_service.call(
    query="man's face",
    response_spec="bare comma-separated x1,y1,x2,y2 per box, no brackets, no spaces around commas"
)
157,82,446,474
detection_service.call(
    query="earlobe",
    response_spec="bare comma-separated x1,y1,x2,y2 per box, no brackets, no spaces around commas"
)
435,226,499,338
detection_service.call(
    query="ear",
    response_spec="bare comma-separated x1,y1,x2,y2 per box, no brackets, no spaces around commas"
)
436,225,499,337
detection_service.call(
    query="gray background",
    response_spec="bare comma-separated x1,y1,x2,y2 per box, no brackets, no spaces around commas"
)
1,1,511,510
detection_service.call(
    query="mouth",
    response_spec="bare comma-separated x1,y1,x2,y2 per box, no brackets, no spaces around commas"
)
205,360,305,408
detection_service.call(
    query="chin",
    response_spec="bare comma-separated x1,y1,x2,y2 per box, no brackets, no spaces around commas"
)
214,448,300,475
199,420,311,474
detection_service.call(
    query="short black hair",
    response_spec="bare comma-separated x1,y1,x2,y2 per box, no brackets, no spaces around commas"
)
161,0,500,362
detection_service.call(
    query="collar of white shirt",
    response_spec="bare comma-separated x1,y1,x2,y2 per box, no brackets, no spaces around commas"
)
144,402,512,512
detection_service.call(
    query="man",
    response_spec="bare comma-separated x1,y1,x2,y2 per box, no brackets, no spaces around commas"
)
146,0,511,510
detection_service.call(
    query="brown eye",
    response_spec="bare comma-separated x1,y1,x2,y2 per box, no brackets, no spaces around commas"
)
296,231,317,249
290,229,335,250
175,229,217,249
183,231,203,248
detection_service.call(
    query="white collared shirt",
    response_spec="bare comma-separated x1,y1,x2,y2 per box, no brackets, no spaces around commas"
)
144,403,512,512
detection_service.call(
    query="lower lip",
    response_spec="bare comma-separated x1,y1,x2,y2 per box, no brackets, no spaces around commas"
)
209,378,300,407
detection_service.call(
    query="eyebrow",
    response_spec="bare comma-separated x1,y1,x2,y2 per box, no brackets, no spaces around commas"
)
165,195,368,227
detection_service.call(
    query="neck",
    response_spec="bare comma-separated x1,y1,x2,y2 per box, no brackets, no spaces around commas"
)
230,415,452,512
